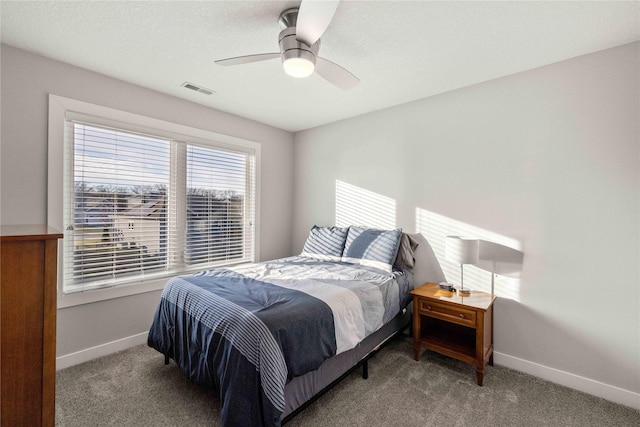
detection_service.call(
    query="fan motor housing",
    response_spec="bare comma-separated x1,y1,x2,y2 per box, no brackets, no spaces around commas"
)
279,26,320,66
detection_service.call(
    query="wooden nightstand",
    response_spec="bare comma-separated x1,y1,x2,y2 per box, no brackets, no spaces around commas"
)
410,283,496,386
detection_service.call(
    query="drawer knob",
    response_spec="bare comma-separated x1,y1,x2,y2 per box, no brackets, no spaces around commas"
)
427,305,432,311
459,314,465,318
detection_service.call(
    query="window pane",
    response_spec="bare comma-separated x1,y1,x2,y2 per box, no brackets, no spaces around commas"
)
186,145,247,265
67,124,170,290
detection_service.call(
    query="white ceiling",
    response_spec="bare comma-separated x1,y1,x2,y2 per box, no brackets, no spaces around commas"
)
1,1,638,132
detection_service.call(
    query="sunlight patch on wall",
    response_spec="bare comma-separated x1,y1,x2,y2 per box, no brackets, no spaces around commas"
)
335,180,396,229
416,207,522,301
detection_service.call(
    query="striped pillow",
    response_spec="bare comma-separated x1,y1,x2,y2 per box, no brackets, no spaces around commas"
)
342,227,403,272
301,226,349,261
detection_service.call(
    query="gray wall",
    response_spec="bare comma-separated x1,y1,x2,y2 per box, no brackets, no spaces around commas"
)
292,43,639,397
0,44,294,357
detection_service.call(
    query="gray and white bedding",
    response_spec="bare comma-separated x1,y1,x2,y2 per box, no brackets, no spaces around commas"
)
147,255,413,427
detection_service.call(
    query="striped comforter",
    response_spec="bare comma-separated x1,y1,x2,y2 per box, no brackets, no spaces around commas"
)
147,256,412,427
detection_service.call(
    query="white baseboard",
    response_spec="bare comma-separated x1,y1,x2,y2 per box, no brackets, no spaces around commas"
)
56,331,149,371
494,351,640,411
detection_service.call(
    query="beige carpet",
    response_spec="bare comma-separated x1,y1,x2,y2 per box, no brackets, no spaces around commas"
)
56,336,639,426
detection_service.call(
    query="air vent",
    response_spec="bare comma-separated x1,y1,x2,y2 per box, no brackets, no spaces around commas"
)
181,82,214,95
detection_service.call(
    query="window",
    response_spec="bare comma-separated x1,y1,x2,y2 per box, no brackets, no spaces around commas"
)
48,95,260,306
65,122,256,293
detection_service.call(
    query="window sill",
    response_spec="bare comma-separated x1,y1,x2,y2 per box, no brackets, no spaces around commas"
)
57,276,170,308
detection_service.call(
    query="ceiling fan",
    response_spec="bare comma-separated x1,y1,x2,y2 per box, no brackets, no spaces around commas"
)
215,0,359,90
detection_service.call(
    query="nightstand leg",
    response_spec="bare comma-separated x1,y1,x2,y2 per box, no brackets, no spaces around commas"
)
412,298,421,361
476,367,484,386
489,353,494,366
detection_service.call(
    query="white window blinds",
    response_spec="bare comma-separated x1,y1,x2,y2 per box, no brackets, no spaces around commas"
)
63,121,255,294
185,145,253,266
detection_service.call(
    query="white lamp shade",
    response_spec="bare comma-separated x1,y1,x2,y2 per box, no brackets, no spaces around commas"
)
445,236,479,265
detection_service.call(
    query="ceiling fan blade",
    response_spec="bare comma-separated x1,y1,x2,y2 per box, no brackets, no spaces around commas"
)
296,0,340,46
215,53,280,66
315,57,359,90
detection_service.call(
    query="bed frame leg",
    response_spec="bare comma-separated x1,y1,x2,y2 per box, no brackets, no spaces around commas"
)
362,360,368,379
164,354,170,365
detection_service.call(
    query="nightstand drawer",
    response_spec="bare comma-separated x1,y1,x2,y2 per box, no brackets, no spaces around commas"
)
418,299,476,327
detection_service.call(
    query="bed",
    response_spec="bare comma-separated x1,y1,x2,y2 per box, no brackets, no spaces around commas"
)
147,226,445,426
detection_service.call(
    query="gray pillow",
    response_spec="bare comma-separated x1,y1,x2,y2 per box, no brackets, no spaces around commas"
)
394,233,420,270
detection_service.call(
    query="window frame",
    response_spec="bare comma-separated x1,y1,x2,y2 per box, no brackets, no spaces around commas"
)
48,95,261,308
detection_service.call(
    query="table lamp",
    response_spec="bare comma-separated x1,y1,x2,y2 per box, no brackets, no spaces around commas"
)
445,236,479,295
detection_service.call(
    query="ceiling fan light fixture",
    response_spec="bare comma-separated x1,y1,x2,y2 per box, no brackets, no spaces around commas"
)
281,48,316,78
283,57,315,78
